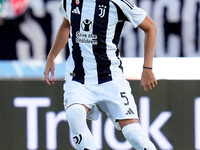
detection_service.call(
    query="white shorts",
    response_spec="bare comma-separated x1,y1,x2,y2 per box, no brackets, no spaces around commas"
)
63,78,139,130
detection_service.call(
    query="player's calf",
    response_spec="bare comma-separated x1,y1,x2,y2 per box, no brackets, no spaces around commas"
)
66,104,96,150
122,123,157,150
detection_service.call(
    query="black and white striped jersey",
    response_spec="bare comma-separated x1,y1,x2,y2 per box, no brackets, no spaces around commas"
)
59,0,147,84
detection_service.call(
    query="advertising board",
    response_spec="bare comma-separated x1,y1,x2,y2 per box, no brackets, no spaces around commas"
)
0,80,199,150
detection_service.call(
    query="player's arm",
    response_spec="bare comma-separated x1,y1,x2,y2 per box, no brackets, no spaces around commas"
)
138,15,157,91
44,18,70,85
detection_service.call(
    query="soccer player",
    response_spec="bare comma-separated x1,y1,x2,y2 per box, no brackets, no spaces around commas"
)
44,0,157,149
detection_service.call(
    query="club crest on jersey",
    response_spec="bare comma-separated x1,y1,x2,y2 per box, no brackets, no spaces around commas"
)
99,5,106,18
75,0,80,5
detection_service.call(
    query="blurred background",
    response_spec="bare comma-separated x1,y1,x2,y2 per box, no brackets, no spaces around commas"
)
0,0,200,150
0,0,199,61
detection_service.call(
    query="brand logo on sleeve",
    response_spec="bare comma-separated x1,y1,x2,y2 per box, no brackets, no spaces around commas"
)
121,0,135,9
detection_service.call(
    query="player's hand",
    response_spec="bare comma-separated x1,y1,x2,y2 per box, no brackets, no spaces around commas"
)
44,57,56,85
141,68,157,91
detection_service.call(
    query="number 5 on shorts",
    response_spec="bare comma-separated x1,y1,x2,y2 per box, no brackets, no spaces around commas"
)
120,92,129,106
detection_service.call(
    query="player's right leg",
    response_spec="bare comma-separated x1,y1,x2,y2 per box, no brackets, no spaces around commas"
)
66,104,96,150
63,81,98,150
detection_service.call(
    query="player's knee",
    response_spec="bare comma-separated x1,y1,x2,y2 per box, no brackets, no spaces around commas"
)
122,123,157,150
66,104,87,131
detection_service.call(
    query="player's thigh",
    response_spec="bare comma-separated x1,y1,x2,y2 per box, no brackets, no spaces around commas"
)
96,78,139,129
63,81,100,120
118,118,139,129
63,81,97,110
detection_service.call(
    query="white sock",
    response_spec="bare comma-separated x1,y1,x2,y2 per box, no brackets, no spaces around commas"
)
122,123,157,150
66,104,96,150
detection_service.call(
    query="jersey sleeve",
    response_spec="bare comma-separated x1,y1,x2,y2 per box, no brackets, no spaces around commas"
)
111,0,147,28
59,0,69,20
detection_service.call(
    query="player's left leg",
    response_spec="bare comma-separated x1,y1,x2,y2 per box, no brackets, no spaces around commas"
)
118,119,157,150
94,76,157,150
95,78,156,150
